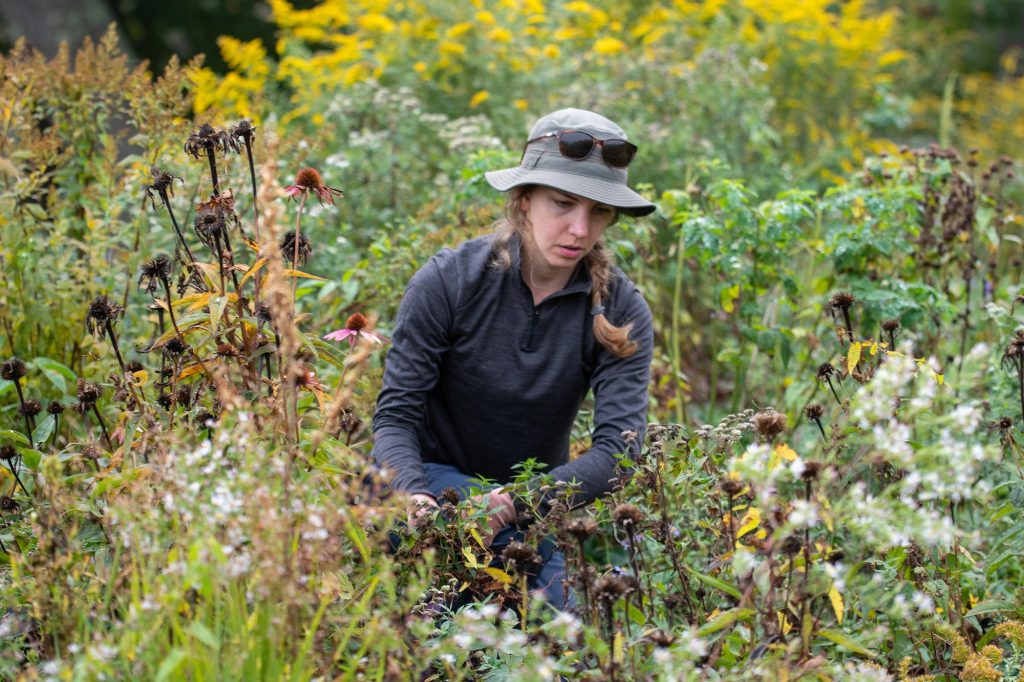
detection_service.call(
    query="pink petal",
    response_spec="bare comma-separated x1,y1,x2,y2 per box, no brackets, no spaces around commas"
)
324,329,355,342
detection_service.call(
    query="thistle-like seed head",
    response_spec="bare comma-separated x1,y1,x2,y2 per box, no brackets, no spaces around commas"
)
0,444,16,462
164,337,189,357
86,295,123,337
816,363,837,380
1,358,27,382
804,403,825,420
254,301,273,325
720,478,744,496
20,398,42,418
76,378,102,406
139,255,172,295
562,516,599,540
801,460,824,481
752,409,787,439
295,167,324,189
47,400,65,415
0,495,18,512
612,503,644,528
229,119,256,144
592,573,634,602
828,291,856,311
439,488,460,505
280,230,312,266
501,541,539,574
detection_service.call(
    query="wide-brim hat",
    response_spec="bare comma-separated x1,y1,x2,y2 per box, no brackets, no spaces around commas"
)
485,108,656,217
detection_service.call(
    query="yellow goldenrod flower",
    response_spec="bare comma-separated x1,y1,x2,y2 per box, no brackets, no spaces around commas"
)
542,44,561,59
960,653,1002,682
446,21,474,38
488,27,513,43
469,90,490,108
995,620,1024,647
438,40,467,56
514,99,528,110
593,37,626,55
475,10,495,24
565,0,594,13
413,61,427,73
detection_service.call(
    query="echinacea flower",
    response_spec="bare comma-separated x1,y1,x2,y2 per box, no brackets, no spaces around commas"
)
324,313,385,349
285,167,344,206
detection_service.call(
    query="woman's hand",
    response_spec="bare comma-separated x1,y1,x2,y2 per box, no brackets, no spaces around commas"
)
468,489,517,547
406,493,438,528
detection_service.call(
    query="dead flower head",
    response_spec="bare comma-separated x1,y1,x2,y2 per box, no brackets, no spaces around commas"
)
138,255,172,296
280,230,312,265
562,516,599,541
752,409,787,440
184,123,238,160
612,503,644,529
501,541,539,574
1,358,27,382
86,295,124,338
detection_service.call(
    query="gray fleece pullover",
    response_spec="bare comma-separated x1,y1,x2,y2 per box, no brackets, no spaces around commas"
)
371,233,653,506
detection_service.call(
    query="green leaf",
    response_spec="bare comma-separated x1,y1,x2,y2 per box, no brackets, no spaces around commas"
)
815,628,875,657
685,566,742,600
965,599,1014,618
0,430,30,445
18,448,44,470
31,415,55,447
31,357,75,394
188,622,220,650
155,649,189,682
697,608,755,636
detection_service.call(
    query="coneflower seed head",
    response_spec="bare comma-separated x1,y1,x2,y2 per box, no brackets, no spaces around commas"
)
295,167,323,189
1,358,27,382
346,313,368,332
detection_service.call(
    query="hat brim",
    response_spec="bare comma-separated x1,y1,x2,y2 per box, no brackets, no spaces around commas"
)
485,167,656,217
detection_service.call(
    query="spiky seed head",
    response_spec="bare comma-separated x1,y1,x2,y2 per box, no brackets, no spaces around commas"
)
562,516,599,540
86,295,123,336
47,400,65,415
439,487,460,505
174,387,192,408
229,119,256,143
752,410,787,439
295,167,324,189
125,361,144,374
215,343,241,359
148,166,179,194
195,409,217,428
1,358,27,382
828,291,856,311
345,313,368,331
801,460,823,481
280,230,312,265
501,541,539,573
254,301,273,325
612,503,644,528
164,337,189,356
881,318,901,333
76,378,102,405
157,393,173,410
780,535,802,556
648,629,675,648
817,363,837,380
805,403,825,420
0,495,18,512
20,398,42,418
997,416,1014,431
720,478,744,496
139,255,172,293
592,573,633,602
0,444,16,462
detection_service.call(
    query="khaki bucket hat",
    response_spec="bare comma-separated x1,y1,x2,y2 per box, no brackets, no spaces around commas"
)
485,108,656,217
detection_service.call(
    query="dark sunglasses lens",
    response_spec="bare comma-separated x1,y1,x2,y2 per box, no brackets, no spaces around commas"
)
558,131,596,160
601,139,637,167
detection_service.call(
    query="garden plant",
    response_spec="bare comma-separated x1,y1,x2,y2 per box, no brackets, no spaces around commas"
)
1,3,1024,681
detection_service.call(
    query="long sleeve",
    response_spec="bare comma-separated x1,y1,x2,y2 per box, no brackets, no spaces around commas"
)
546,282,654,505
371,252,458,496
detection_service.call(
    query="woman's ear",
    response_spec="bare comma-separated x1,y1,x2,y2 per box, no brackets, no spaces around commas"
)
518,192,531,214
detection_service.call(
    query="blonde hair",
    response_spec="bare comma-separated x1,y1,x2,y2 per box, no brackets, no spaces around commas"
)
490,186,638,358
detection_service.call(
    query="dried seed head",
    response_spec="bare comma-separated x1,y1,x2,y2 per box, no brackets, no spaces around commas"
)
157,393,173,410
801,460,824,481
76,378,102,406
648,629,675,648
0,495,18,512
195,409,217,428
148,166,180,196
612,503,644,528
720,478,744,496
20,398,42,418
817,363,837,380
139,255,172,294
175,387,193,408
562,516,599,540
592,573,633,602
501,541,539,573
439,487,460,505
280,230,312,265
780,535,802,556
125,361,145,374
1,358,27,382
804,403,825,420
997,416,1014,431
254,300,273,325
86,295,123,337
194,203,227,244
184,123,237,159
215,343,241,359
164,337,189,357
1004,329,1024,361
47,400,65,415
828,291,856,312
345,313,368,332
0,444,16,462
752,409,787,439
229,119,256,144
881,318,901,333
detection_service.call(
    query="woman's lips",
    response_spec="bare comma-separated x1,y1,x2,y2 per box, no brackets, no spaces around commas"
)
556,245,582,257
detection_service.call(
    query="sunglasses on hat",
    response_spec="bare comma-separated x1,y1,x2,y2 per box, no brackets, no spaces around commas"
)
524,129,638,168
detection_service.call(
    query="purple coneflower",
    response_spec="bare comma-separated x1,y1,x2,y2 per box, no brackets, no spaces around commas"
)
324,313,385,349
284,167,344,206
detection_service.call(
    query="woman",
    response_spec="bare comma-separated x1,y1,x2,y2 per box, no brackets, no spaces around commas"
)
372,108,655,609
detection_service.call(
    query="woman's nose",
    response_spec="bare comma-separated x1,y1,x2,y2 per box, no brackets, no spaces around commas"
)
567,208,590,237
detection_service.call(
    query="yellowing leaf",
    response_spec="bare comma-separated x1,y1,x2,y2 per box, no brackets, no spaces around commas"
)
482,566,513,585
281,269,328,282
131,370,149,387
613,631,624,662
468,527,486,550
778,611,792,634
240,257,268,287
934,373,944,385
462,546,480,569
736,507,761,539
829,586,844,624
720,284,740,313
847,341,862,372
175,364,205,381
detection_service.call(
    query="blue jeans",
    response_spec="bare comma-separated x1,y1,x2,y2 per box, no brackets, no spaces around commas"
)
423,462,574,610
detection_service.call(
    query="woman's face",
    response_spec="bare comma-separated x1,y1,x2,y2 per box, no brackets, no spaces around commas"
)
519,187,616,281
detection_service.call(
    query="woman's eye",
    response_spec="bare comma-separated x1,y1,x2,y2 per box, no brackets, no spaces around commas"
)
554,199,572,209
